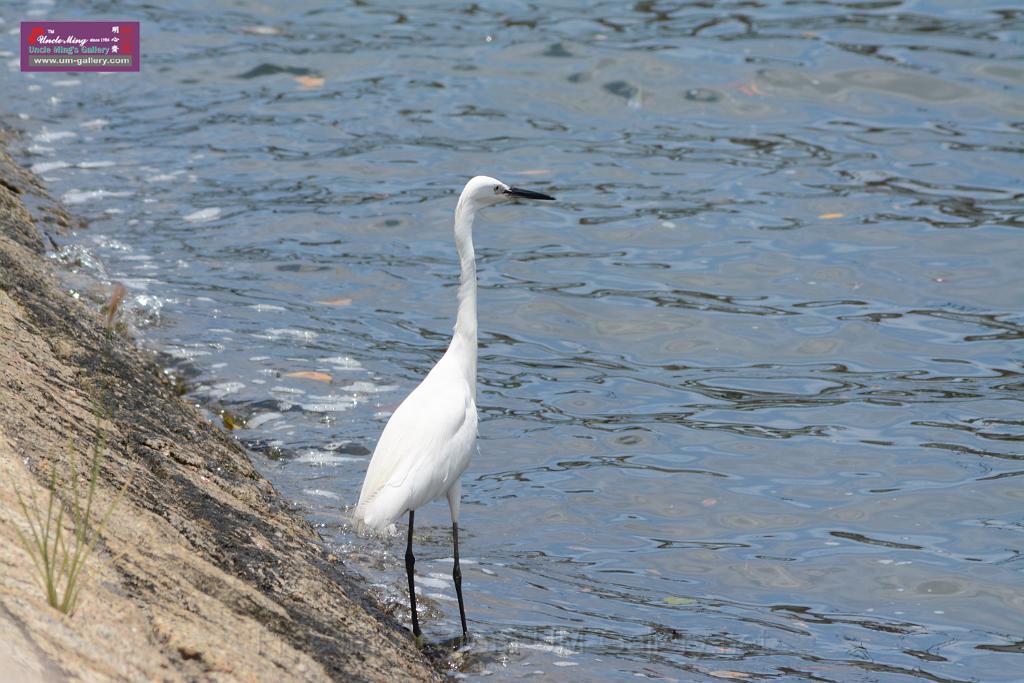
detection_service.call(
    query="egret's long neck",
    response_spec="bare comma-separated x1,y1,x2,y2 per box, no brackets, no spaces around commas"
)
451,197,478,385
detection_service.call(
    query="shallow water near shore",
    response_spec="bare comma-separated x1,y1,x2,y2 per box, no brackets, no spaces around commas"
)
4,1,1024,680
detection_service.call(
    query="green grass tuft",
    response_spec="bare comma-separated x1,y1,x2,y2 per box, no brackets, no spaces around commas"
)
12,408,127,615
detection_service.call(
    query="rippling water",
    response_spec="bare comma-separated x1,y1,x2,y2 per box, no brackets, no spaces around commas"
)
4,1,1024,680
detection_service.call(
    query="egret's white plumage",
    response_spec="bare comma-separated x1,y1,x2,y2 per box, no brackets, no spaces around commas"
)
355,345,477,530
353,175,554,640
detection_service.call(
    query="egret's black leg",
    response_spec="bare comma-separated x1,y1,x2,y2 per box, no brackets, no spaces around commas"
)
405,510,421,639
452,522,469,640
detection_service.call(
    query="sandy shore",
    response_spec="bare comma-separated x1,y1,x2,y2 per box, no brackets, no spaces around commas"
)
0,125,439,682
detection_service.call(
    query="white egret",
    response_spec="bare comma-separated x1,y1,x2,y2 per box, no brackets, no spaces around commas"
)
355,175,555,641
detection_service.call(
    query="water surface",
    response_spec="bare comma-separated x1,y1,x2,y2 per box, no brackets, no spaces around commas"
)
3,1,1023,680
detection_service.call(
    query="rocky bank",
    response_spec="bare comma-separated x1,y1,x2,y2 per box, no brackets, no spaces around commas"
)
0,125,439,682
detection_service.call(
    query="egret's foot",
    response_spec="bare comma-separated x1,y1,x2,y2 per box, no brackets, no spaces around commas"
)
413,632,425,650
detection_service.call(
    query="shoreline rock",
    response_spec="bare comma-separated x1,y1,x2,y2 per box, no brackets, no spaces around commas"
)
0,125,439,682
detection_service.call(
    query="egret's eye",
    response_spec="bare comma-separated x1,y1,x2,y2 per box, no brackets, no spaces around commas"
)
494,185,502,194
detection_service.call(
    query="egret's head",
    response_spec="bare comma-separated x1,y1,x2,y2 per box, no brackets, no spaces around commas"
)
459,175,556,211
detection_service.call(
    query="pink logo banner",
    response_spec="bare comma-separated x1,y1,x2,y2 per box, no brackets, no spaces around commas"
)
21,21,139,72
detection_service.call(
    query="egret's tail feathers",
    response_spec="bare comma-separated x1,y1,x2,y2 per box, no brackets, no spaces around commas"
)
351,496,398,538
354,479,413,536
351,516,396,538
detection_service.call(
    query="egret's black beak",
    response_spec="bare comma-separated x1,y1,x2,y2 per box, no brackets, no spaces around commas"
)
505,187,556,201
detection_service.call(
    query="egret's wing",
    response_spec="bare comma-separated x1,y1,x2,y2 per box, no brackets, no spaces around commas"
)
355,370,476,530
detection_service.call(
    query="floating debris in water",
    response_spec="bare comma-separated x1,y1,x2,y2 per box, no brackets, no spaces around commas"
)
285,370,333,383
294,75,325,89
